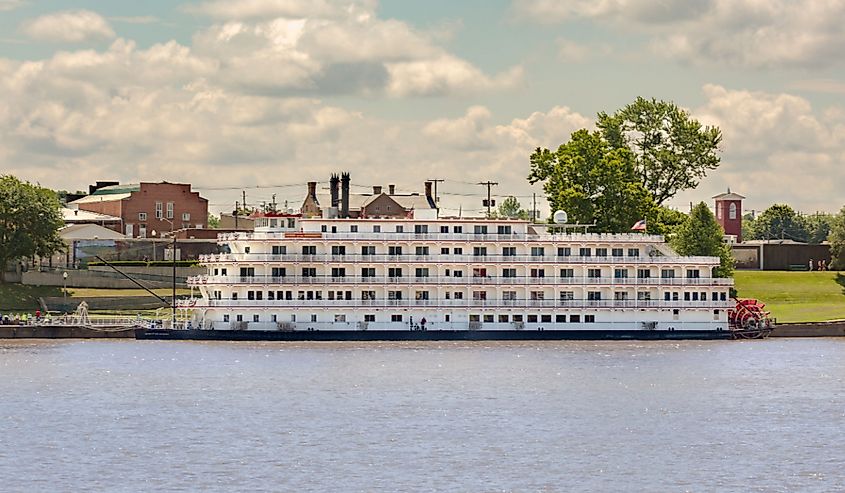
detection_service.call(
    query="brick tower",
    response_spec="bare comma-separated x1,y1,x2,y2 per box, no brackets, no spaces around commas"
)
712,188,745,243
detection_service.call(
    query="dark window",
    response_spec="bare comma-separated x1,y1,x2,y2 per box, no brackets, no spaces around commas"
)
614,269,628,279
502,247,516,256
555,314,567,323
440,226,449,233
558,247,571,257
474,225,488,234
612,248,623,257
531,247,545,257
497,225,512,235
473,247,487,256
595,248,608,257
453,226,463,233
579,247,591,257
389,246,403,256
331,245,346,255
585,315,595,323
541,314,552,323
628,248,640,257
414,225,428,234
560,269,574,278
569,314,580,323
364,314,376,322
361,245,376,255
391,314,403,322
587,268,601,278
527,314,538,323
637,269,651,279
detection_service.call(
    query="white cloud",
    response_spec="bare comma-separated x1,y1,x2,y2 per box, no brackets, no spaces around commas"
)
184,0,375,20
514,0,845,68
387,57,523,97
110,16,159,25
0,0,24,11
556,38,612,62
22,10,116,44
672,84,845,212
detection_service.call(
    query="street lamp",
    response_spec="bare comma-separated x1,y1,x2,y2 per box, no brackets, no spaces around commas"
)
62,271,68,304
151,218,177,328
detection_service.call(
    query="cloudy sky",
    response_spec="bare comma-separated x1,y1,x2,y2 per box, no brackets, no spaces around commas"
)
1,0,844,216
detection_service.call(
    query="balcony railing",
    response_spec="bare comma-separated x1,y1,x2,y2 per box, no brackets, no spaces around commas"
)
187,274,733,287
199,252,720,266
177,298,736,309
217,231,666,243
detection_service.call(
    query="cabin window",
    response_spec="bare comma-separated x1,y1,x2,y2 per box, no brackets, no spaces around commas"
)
585,315,595,323
484,315,495,323
527,315,538,323
223,315,229,322
253,314,260,322
569,315,580,323
499,315,509,323
556,315,566,323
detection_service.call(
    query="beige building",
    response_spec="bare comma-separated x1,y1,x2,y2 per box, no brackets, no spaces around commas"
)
301,173,436,219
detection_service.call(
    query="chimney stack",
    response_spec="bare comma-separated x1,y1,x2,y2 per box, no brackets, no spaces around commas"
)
330,174,340,208
341,172,350,218
307,181,317,200
424,181,436,209
388,184,395,195
373,185,383,195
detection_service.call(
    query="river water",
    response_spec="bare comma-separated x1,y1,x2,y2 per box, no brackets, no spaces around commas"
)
1,339,843,492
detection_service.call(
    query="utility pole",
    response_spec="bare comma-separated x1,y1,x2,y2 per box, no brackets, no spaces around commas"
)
242,190,247,212
427,178,445,207
532,193,537,223
478,181,498,217
234,200,239,230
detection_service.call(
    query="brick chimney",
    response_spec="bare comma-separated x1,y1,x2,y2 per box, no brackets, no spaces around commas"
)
388,184,395,195
373,185,383,195
307,181,317,201
330,174,340,208
424,181,435,209
341,172,350,218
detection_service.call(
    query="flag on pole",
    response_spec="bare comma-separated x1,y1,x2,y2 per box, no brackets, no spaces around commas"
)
631,219,647,231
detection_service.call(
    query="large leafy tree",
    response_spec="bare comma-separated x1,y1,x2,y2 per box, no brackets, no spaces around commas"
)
497,196,530,220
829,206,845,271
0,175,65,282
529,129,657,233
597,97,722,206
804,213,834,244
670,202,734,277
750,204,809,242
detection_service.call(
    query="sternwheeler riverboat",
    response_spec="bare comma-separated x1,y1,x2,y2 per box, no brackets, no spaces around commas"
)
135,176,744,341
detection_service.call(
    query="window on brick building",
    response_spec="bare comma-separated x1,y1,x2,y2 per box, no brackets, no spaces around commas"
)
138,212,147,221
155,202,162,219
166,202,174,219
182,212,190,221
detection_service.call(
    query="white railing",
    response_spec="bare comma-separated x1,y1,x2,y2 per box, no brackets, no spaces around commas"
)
199,252,720,266
217,231,666,243
187,274,733,287
178,298,736,310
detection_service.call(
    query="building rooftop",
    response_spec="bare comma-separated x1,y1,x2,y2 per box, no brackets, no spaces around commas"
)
69,193,133,205
712,188,745,200
91,184,141,195
61,207,121,222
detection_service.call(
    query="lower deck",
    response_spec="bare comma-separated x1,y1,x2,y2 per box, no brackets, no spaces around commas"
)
137,328,732,341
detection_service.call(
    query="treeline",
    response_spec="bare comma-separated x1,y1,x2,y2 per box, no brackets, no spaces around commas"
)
742,204,834,244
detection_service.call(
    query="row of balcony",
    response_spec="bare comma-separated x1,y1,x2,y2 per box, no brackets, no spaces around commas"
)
218,232,666,243
180,299,735,309
199,253,718,265
188,275,733,286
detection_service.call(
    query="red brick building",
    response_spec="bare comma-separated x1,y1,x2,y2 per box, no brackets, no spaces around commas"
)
713,189,745,243
69,182,208,238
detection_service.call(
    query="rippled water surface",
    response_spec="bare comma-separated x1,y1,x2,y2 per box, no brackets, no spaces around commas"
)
1,339,844,492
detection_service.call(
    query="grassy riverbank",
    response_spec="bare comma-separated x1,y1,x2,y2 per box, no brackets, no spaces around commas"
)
0,284,190,312
734,271,845,323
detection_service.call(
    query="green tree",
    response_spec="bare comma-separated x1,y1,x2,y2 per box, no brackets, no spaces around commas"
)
741,213,758,241
650,206,688,237
670,202,734,277
597,97,722,206
829,206,845,270
497,196,530,220
207,213,221,229
751,204,809,242
804,213,834,244
0,175,65,282
529,129,657,233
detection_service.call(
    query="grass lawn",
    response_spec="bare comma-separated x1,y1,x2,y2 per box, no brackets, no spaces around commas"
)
734,271,845,323
0,284,191,311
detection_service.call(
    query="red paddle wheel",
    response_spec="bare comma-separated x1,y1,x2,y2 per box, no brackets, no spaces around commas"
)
728,298,774,339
